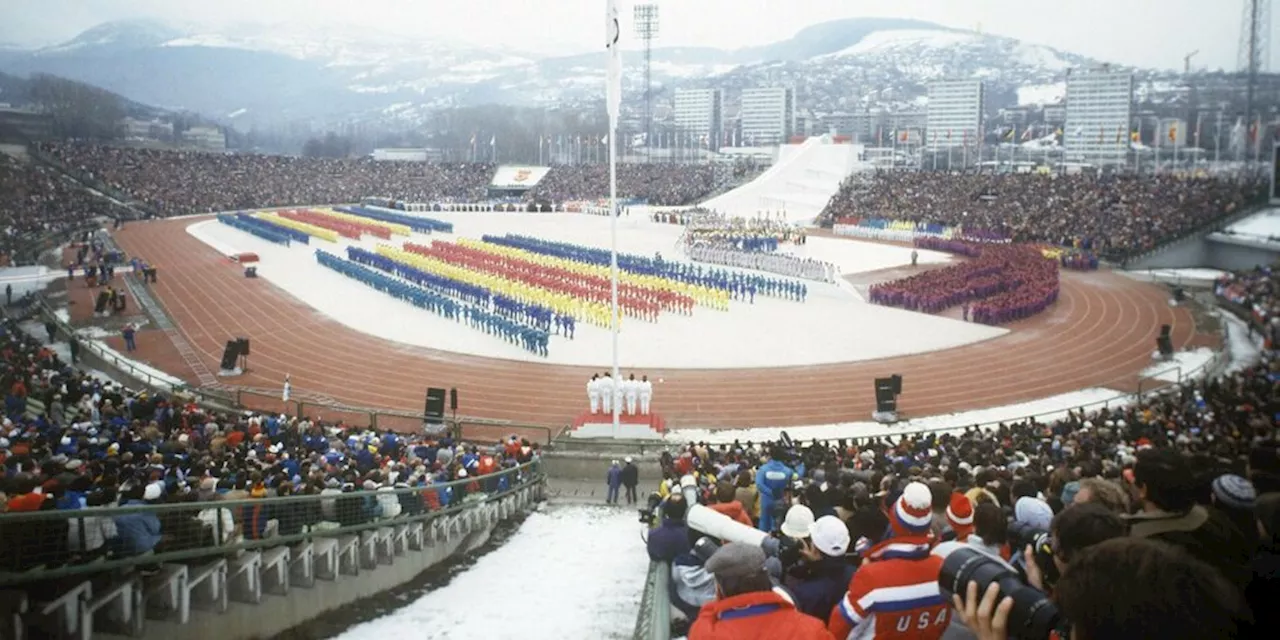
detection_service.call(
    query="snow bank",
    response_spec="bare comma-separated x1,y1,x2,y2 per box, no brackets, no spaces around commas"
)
334,505,646,640
1139,348,1217,383
1225,208,1280,241
668,387,1132,444
87,339,187,389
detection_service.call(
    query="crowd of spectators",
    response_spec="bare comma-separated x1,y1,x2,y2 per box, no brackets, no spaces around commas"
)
822,171,1264,260
527,163,717,206
1217,262,1280,348
0,312,540,573
868,239,1060,324
645,263,1279,639
39,143,721,216
39,143,497,218
0,154,127,265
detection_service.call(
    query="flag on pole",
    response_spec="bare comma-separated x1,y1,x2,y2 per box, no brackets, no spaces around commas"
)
605,0,622,121
489,136,496,147
282,374,291,403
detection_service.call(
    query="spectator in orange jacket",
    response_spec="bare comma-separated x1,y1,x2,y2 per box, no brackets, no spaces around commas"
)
708,480,754,527
691,542,835,640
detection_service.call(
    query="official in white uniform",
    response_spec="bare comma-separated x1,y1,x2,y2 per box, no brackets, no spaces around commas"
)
624,374,640,415
639,375,654,415
587,374,601,414
600,373,614,414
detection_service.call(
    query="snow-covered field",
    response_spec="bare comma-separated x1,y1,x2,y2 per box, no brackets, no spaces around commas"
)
189,211,1007,369
333,505,647,640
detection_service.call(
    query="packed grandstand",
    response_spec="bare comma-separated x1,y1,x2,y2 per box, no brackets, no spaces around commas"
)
0,137,1278,640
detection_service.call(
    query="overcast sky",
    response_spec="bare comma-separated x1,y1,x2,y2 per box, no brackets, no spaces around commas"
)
0,0,1264,71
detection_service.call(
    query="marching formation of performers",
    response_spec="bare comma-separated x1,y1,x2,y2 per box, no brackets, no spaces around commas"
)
687,243,835,286
319,249,552,356
587,372,654,416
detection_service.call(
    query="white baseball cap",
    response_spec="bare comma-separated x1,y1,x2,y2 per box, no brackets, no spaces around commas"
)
809,516,851,557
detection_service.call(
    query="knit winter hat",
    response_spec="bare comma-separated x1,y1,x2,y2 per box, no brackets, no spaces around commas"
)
889,482,934,537
946,493,975,539
1212,474,1256,510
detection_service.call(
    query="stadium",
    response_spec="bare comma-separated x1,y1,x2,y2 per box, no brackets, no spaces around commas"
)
1,3,1279,640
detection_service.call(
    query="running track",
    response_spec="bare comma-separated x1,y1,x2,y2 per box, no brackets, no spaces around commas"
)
109,216,1211,432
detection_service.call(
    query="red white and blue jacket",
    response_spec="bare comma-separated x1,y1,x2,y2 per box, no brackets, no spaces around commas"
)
827,536,948,640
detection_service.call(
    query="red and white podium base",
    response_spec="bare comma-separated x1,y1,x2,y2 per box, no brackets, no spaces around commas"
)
569,410,666,440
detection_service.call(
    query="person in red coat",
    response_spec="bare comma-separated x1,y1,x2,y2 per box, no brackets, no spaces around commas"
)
691,542,835,640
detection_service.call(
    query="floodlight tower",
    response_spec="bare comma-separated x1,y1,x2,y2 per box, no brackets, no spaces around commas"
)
634,3,660,163
1239,0,1272,134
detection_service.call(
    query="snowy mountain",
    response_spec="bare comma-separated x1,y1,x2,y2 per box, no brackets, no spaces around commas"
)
0,18,1112,128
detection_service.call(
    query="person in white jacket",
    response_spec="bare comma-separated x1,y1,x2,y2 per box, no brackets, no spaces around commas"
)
639,375,654,414
376,483,403,520
587,374,601,414
600,373,615,414
624,374,640,415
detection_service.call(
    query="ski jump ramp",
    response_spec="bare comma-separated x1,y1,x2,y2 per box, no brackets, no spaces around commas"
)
701,136,865,225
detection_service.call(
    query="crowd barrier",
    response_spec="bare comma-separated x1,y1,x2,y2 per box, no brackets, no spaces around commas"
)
0,460,544,586
632,561,671,640
232,388,565,445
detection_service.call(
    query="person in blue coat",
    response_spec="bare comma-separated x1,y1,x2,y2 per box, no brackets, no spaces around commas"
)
647,496,693,562
606,460,623,504
756,446,797,533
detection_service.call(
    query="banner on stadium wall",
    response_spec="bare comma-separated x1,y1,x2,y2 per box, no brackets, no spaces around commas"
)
490,165,552,189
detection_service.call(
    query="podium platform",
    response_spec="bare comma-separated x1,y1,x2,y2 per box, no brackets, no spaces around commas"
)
568,410,666,440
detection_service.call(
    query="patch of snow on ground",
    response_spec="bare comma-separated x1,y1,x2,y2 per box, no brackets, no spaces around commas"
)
86,340,187,389
1225,208,1280,241
334,505,646,640
1017,82,1066,106
1124,268,1230,286
823,29,977,58
187,214,1005,369
668,387,1132,444
1221,312,1265,374
1139,348,1217,383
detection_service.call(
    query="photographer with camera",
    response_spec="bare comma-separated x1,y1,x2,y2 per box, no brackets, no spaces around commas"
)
689,542,837,639
953,537,1252,640
828,482,949,640
784,515,857,621
647,494,693,562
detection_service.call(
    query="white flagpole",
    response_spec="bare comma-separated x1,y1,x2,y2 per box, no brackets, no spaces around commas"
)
606,0,622,437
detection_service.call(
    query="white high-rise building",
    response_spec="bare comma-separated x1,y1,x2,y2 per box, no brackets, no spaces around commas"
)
1064,69,1134,164
740,87,796,146
926,80,984,150
673,89,724,150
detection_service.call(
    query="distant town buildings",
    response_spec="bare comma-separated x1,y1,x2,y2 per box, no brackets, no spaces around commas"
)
739,87,796,145
181,126,227,152
672,88,724,150
925,80,984,149
1064,69,1134,164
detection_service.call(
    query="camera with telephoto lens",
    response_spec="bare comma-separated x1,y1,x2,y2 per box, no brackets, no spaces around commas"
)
639,492,663,526
935,542,1061,640
693,537,721,563
1007,520,1060,587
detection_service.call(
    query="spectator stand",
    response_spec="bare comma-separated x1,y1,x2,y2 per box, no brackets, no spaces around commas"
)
10,294,237,410
0,463,545,640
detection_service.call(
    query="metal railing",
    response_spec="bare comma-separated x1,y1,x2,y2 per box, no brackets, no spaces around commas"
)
631,560,672,640
787,345,1228,447
20,294,236,408
231,388,567,445
0,460,544,587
